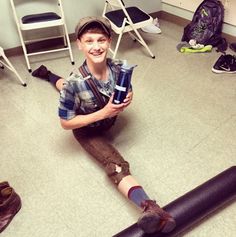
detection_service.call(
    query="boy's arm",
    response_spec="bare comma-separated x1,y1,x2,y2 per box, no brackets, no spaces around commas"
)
60,95,128,130
60,108,107,130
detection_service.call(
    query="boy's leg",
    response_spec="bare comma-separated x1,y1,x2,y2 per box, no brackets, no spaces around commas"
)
32,65,64,90
73,128,130,184
72,128,176,234
118,176,176,233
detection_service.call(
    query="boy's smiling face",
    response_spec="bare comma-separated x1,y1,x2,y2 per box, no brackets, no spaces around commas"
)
77,31,111,64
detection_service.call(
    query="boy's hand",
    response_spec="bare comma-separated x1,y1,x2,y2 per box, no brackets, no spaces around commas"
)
122,91,133,108
102,92,133,118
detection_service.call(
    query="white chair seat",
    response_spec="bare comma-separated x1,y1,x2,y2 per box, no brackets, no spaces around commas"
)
20,19,64,30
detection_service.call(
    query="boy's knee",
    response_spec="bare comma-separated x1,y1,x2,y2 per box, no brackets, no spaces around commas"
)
105,161,131,185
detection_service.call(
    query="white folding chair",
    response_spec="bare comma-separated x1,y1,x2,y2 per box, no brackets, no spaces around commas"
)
0,47,26,86
10,0,74,72
102,0,155,59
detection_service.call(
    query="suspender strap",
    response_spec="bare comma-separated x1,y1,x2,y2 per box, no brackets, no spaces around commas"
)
79,66,106,109
78,64,117,130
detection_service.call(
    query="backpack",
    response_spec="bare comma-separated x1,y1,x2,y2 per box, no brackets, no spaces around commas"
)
182,0,224,48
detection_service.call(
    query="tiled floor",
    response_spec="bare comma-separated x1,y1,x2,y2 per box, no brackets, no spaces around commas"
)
0,20,235,237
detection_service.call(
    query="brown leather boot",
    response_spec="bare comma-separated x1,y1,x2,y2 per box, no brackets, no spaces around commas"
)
31,65,50,80
137,200,176,234
0,185,22,233
0,182,10,190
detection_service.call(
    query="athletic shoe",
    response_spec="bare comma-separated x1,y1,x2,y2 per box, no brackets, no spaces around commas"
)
180,45,212,53
141,18,161,34
137,200,176,234
189,39,205,49
177,41,212,53
212,54,236,74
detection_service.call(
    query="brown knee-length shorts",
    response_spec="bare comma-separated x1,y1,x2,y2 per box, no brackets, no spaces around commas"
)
73,126,131,185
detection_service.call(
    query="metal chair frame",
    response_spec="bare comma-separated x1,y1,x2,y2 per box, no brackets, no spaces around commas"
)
102,0,155,59
10,0,74,72
0,47,26,86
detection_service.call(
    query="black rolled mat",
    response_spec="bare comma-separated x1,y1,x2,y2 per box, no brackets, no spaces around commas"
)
113,166,236,237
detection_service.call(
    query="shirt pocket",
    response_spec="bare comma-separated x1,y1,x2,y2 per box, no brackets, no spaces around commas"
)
82,98,99,111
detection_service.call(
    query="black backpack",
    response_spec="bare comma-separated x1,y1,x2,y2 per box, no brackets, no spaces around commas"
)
182,0,225,48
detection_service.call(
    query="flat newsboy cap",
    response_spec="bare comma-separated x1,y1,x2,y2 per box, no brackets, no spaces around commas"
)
75,16,111,39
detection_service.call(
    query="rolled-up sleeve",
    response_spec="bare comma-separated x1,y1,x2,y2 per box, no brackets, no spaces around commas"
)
58,83,79,120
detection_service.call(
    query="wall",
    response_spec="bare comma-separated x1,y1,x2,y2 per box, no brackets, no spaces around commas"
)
0,0,161,50
162,0,236,37
162,0,236,25
1,0,236,51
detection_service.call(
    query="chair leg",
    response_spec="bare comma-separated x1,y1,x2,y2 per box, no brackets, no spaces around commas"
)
63,25,74,64
112,32,124,59
61,26,67,47
127,32,136,41
131,28,155,58
0,54,27,86
16,28,32,72
23,49,32,72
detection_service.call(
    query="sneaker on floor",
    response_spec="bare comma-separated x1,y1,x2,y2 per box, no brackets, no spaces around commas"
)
137,200,176,234
32,65,50,80
153,18,160,28
141,24,161,34
212,54,236,74
180,45,212,53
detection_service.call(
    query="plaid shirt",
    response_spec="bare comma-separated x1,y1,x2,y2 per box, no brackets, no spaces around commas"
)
58,58,122,127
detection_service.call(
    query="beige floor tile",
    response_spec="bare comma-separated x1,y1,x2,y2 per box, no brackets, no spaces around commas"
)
1,19,235,237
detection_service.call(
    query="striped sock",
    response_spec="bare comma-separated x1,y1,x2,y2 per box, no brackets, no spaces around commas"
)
128,186,150,208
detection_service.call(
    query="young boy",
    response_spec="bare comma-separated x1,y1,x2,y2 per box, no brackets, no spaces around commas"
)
32,16,176,234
